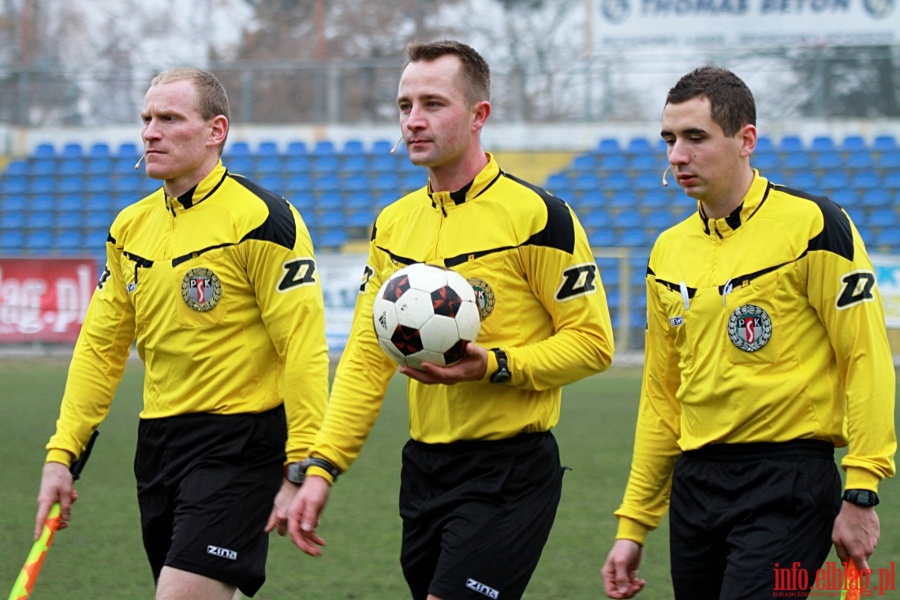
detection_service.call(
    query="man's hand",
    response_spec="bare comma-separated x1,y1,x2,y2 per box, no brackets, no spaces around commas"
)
287,475,331,556
265,479,301,536
601,539,646,598
400,343,488,385
35,461,76,539
832,501,880,572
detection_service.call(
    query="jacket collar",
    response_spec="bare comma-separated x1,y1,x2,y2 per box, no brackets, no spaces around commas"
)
165,161,228,213
428,153,503,211
698,170,770,238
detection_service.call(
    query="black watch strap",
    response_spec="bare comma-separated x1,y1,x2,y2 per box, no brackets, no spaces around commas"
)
842,489,879,507
284,457,340,484
489,348,511,384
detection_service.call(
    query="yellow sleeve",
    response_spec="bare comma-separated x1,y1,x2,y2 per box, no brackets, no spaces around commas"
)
613,266,683,545
247,206,330,464
506,206,614,390
807,214,896,490
309,238,398,472
46,242,136,465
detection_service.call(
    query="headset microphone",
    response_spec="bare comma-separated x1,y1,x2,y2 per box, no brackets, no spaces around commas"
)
390,137,404,155
134,153,146,170
662,166,671,187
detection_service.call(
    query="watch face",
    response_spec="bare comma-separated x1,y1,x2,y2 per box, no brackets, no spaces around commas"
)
286,462,306,484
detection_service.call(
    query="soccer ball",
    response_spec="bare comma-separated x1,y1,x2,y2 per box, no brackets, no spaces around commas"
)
372,263,481,369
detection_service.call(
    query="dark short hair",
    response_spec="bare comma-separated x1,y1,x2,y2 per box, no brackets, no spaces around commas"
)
150,67,230,123
406,40,491,105
666,66,755,137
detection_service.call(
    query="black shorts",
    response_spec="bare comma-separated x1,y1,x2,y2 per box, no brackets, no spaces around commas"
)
399,431,566,600
669,439,841,600
134,407,286,598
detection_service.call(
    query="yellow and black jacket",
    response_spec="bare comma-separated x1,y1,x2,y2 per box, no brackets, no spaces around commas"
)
615,172,897,544
47,162,329,466
309,154,614,477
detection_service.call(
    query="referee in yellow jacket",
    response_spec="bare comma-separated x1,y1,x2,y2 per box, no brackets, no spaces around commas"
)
285,40,614,600
602,67,896,599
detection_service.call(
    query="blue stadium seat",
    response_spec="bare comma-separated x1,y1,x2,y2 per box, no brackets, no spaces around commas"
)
86,175,113,193
0,211,25,230
254,156,282,175
315,228,348,250
576,190,605,210
227,157,253,175
55,230,83,251
310,155,340,173
86,193,114,212
283,141,307,157
346,192,374,209
34,143,56,158
256,140,279,156
840,136,866,153
572,173,601,192
112,176,141,194
371,139,394,155
753,153,779,171
1,176,28,195
812,151,841,170
57,194,84,212
545,172,570,191
312,140,336,155
31,194,55,212
59,158,84,176
873,135,898,152
820,171,850,191
400,173,423,192
343,139,365,155
61,143,84,158
783,153,811,171
284,156,310,173
30,159,55,177
626,138,653,154
628,154,659,172
788,172,818,191
0,229,24,252
312,174,340,192
608,190,638,209
285,173,312,193
582,210,613,229
341,155,369,174
614,209,643,229
55,211,83,230
316,211,345,230
756,136,775,153
850,171,881,190
1,194,27,213
779,136,804,153
85,210,112,230
605,174,632,192
258,175,283,192
860,190,891,207
880,151,900,170
88,142,112,158
571,154,596,172
873,227,900,249
641,191,670,209
375,191,396,208
599,154,627,171
4,161,28,176
868,207,898,228
26,211,54,230
810,136,835,153
616,228,649,248
315,192,343,211
846,152,874,170
86,158,114,175
595,138,621,154
348,208,375,229
116,142,141,158
831,189,859,207
645,211,675,231
24,230,53,251
588,228,616,247
343,175,368,193
226,141,251,157
370,155,399,173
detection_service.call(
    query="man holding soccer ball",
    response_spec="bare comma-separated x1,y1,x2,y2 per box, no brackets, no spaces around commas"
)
285,40,615,600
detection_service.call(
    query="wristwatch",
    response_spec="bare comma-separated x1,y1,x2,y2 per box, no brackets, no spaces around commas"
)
489,348,511,384
284,457,340,484
842,489,880,507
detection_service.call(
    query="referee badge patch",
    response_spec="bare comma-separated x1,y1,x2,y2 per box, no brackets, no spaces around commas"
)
727,304,771,352
468,277,495,321
181,267,222,312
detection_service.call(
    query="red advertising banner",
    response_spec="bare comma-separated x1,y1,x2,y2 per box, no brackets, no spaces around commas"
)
0,257,99,344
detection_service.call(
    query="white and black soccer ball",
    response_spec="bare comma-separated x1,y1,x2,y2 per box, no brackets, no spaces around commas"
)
372,263,481,370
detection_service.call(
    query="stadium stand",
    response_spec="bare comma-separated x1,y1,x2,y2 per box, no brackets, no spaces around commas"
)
1,133,898,349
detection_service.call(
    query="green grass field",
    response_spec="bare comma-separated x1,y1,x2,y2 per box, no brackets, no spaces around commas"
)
1,358,897,599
